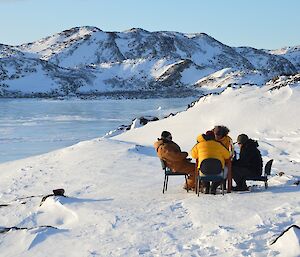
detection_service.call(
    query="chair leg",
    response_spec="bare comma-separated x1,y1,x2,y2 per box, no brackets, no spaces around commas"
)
184,175,189,193
195,177,198,194
221,180,224,195
163,174,167,194
166,175,169,191
198,179,201,197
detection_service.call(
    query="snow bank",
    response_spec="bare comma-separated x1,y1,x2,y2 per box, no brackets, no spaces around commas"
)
270,225,300,257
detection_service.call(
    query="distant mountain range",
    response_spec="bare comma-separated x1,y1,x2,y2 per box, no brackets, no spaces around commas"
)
0,26,299,98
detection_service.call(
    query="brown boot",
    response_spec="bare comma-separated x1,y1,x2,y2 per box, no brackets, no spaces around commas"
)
184,178,195,191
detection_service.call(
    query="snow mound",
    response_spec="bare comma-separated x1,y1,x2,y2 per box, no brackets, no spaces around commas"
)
270,225,300,257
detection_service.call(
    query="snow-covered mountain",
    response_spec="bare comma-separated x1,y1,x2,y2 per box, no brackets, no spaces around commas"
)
269,45,300,71
235,46,296,75
0,26,299,98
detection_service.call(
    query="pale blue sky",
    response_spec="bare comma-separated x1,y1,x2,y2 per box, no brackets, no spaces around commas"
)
0,0,299,49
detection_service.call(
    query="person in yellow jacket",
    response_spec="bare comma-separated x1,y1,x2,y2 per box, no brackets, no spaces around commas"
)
213,125,234,191
213,126,234,157
191,131,230,194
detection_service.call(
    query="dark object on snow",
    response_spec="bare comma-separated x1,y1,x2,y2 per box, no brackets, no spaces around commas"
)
278,171,285,176
294,180,300,185
40,188,66,206
53,188,65,196
270,225,300,245
139,116,159,125
0,225,58,234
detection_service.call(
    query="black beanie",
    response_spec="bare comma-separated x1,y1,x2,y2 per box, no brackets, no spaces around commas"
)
237,134,248,144
161,131,172,140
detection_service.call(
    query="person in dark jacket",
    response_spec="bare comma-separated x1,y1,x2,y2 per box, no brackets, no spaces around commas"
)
232,134,263,191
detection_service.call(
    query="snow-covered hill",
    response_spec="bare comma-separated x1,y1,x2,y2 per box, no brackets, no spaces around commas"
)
0,75,299,256
269,45,300,71
0,57,93,97
0,26,299,98
235,46,296,75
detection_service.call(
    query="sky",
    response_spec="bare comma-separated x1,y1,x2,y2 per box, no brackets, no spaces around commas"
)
0,0,299,49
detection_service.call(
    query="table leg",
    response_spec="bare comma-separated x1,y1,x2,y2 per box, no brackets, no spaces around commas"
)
227,160,232,193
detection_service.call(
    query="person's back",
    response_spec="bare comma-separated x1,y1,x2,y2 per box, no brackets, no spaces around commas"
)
191,132,230,171
236,138,263,176
191,131,230,194
154,131,195,189
154,138,188,171
232,134,263,191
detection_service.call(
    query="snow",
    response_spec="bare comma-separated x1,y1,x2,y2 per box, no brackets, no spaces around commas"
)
180,66,213,85
195,69,269,89
0,84,300,256
235,47,272,70
270,226,300,257
269,46,300,71
150,59,175,78
6,67,56,93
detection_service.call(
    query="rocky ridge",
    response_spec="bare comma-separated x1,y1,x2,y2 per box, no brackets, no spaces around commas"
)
0,26,299,98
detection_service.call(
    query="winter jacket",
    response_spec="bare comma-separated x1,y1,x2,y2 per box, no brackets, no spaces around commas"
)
191,134,230,169
233,139,263,176
154,139,195,173
217,135,234,157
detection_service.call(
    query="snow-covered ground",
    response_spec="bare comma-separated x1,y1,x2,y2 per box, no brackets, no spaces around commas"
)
0,84,299,256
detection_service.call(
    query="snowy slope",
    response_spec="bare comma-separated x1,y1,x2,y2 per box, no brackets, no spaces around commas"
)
1,26,299,98
0,76,299,256
235,46,296,75
0,57,93,97
194,68,268,91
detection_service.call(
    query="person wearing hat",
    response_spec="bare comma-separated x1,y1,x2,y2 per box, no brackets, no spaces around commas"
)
154,131,196,190
232,134,263,191
191,130,230,194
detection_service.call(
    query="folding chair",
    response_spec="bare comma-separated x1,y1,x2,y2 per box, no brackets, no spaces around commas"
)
245,159,273,189
196,158,225,196
160,159,189,194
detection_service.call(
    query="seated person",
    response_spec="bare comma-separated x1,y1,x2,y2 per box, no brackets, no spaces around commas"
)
154,131,195,190
213,125,234,189
232,134,263,191
191,131,230,194
213,125,234,156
